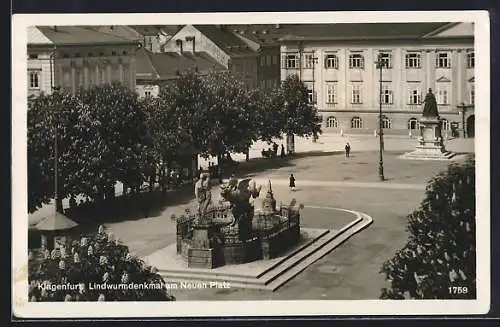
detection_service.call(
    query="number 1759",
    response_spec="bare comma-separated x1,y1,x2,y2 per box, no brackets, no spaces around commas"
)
449,286,468,295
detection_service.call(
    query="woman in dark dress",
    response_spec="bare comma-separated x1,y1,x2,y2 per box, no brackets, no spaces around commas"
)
289,174,296,191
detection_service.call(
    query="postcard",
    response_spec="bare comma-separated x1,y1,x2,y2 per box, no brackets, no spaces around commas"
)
12,10,490,318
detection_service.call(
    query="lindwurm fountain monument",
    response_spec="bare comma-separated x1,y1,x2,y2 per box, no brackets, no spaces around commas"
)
176,174,302,268
144,173,373,291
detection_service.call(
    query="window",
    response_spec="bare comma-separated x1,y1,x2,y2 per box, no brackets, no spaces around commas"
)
408,118,419,130
303,53,314,69
307,89,317,104
286,54,298,69
382,116,392,129
469,84,475,105
351,117,363,129
326,116,338,128
144,91,152,97
467,51,475,68
405,52,421,68
351,85,362,104
349,53,364,69
380,85,393,104
437,87,449,105
378,52,392,68
408,88,422,104
28,70,40,89
260,56,266,66
29,54,38,59
324,54,338,69
436,52,451,68
441,119,450,131
326,82,337,103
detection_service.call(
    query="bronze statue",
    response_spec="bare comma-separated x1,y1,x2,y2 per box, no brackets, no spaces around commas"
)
422,88,439,118
194,173,212,216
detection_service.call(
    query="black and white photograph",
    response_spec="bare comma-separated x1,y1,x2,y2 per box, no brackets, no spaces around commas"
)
12,11,490,318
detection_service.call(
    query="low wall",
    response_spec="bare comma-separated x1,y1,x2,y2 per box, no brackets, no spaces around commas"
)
261,223,300,260
221,237,261,265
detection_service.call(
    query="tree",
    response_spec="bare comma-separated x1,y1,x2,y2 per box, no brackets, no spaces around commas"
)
28,91,90,213
280,74,322,154
380,157,476,299
28,226,175,301
201,70,255,161
78,84,150,199
250,86,286,144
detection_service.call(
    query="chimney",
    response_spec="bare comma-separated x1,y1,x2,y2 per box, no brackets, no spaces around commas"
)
53,26,58,31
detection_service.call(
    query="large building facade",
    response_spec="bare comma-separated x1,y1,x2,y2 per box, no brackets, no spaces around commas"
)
279,22,475,137
27,26,140,96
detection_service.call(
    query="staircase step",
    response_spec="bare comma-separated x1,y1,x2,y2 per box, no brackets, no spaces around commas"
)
158,213,372,291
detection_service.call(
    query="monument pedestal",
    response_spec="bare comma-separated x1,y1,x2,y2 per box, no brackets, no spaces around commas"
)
401,116,456,161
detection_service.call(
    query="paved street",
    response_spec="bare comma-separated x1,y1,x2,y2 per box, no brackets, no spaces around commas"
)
28,134,474,300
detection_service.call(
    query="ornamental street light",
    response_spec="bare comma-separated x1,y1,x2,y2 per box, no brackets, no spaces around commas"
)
375,54,386,181
457,102,468,138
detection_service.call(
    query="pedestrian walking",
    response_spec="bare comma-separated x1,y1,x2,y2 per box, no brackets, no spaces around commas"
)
289,174,296,192
345,142,351,158
280,144,285,158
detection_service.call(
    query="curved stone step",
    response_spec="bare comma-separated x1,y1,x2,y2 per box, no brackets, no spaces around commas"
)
157,211,372,291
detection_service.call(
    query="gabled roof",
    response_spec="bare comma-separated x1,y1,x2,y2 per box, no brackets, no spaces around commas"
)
193,25,257,56
277,23,450,41
31,26,140,46
135,48,225,81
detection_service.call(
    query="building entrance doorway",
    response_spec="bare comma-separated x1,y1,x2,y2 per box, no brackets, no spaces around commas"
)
466,115,475,138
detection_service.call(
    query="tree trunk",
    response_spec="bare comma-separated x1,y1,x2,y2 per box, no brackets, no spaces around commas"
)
161,154,167,195
245,148,250,162
286,133,295,155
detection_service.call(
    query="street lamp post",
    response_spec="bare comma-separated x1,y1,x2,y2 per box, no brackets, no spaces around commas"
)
457,102,467,138
375,54,385,181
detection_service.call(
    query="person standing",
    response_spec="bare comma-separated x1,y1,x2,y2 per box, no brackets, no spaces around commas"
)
345,142,351,158
289,174,296,192
280,144,285,158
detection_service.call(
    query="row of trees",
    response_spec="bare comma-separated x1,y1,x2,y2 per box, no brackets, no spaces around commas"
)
28,71,322,214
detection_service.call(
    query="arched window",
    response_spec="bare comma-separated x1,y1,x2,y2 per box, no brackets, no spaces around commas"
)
351,116,363,129
441,118,450,131
382,115,392,129
408,117,419,130
326,116,338,128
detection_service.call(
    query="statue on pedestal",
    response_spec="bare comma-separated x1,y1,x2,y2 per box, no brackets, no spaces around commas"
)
195,173,212,217
401,88,455,160
422,88,439,118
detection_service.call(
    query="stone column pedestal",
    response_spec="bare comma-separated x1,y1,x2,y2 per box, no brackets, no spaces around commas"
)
401,116,456,160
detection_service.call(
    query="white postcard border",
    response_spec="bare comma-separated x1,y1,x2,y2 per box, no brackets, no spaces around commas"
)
12,10,491,317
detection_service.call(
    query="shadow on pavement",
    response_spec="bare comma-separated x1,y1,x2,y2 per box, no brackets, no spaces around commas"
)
236,151,344,177
66,185,195,226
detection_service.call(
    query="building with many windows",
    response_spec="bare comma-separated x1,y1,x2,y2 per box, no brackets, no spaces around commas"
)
163,24,282,90
279,22,475,137
27,26,141,96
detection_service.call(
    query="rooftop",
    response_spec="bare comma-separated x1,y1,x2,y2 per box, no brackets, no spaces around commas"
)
276,23,450,41
135,48,225,80
30,26,141,46
193,25,257,56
